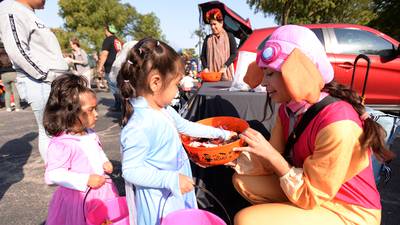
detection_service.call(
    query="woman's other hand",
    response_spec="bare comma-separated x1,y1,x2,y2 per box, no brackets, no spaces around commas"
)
103,161,113,174
224,159,237,168
87,174,106,189
179,174,194,194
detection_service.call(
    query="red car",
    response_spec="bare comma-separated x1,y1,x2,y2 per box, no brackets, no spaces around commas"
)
199,2,400,111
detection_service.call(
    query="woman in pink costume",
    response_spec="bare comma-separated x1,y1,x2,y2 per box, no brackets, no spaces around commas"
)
43,74,119,225
232,25,395,225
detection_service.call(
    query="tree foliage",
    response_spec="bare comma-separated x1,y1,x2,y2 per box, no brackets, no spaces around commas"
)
369,0,400,41
181,48,198,59
192,27,207,56
58,0,164,51
246,0,375,25
126,13,166,41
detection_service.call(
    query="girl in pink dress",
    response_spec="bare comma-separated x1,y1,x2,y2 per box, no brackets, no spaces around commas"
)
43,74,119,225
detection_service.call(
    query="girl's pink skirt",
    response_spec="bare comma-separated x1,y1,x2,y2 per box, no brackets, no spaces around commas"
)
46,182,119,225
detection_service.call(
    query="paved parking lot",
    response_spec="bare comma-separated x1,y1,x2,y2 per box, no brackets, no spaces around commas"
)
0,91,399,225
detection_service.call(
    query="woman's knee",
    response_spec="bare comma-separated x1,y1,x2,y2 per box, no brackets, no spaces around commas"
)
234,206,252,225
234,205,270,225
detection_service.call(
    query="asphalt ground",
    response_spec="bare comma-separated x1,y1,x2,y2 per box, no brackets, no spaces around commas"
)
0,90,399,225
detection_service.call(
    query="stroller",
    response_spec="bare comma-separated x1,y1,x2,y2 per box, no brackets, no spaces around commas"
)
351,54,399,185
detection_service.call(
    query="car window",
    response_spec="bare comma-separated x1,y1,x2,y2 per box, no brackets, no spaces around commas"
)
311,29,325,47
224,16,240,32
334,28,394,55
256,28,325,51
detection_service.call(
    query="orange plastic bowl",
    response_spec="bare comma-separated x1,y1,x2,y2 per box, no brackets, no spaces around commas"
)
201,72,222,82
181,116,249,167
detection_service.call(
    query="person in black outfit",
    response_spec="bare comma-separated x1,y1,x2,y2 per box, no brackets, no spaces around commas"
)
97,24,123,111
200,8,237,81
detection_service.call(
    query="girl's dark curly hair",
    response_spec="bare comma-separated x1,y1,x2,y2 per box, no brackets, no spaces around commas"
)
43,74,95,136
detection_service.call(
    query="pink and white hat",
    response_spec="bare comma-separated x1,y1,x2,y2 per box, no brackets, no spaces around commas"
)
256,25,334,84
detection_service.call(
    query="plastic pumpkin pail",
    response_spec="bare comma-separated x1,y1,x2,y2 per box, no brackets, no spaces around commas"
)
86,196,129,225
181,116,248,167
201,72,222,82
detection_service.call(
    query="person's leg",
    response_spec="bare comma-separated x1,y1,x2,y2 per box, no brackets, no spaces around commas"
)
2,72,13,110
18,74,51,162
105,72,121,110
82,69,91,88
232,173,288,204
9,72,21,110
234,202,345,225
105,72,117,95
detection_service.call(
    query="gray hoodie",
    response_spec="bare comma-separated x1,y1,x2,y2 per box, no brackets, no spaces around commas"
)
0,0,68,82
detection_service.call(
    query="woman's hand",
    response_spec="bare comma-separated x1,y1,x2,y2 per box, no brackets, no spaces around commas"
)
234,128,291,176
219,66,227,75
87,174,106,189
233,128,277,161
179,174,194,194
103,161,113,174
202,68,209,73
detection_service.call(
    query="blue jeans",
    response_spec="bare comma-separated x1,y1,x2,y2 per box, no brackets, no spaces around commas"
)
105,72,118,95
16,73,51,163
105,72,121,109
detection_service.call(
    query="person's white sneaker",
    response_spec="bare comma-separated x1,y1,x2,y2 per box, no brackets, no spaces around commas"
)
6,108,12,112
15,108,21,112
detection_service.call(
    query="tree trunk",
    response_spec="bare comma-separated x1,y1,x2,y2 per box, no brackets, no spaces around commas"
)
281,0,294,25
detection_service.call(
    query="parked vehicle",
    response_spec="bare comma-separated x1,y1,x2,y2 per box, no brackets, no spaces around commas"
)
199,2,400,111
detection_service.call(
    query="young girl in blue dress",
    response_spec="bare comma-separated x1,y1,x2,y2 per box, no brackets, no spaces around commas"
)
117,38,235,225
43,74,119,225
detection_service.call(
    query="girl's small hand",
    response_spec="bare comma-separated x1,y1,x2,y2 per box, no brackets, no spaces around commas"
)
87,174,106,189
179,174,194,194
103,161,113,174
233,128,277,160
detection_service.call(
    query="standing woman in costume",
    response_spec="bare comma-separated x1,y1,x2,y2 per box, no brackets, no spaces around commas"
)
232,25,394,225
200,8,237,81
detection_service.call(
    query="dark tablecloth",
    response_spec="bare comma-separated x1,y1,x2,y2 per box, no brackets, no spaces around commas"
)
180,81,278,223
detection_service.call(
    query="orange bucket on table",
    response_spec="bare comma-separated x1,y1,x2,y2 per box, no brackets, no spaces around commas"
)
181,116,249,167
200,72,222,82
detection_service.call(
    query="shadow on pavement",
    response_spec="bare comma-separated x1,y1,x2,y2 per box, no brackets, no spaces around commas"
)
0,132,37,200
98,98,121,123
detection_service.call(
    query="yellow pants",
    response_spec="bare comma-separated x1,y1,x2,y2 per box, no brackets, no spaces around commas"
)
232,174,348,225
